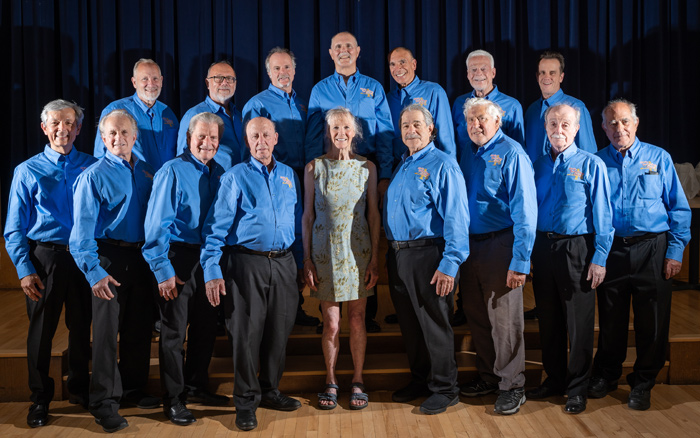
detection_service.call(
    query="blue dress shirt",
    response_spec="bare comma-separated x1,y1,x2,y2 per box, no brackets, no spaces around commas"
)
70,151,155,286
524,89,597,164
201,157,303,282
242,84,307,171
597,139,691,262
142,151,224,283
387,76,456,165
533,143,614,267
4,146,97,279
383,143,470,277
94,92,179,171
452,85,525,162
305,70,394,179
460,130,537,274
177,96,245,171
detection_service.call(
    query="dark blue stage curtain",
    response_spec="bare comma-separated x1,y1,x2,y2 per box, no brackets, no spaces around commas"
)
2,0,699,219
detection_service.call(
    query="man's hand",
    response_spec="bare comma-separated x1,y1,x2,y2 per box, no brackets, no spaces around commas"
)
506,270,526,290
377,179,390,208
664,258,682,280
20,274,44,302
586,263,606,289
430,270,455,297
92,275,121,300
205,279,226,307
304,260,319,292
159,276,185,301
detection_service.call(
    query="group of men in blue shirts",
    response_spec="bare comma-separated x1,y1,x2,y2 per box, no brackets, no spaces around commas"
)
4,29,692,432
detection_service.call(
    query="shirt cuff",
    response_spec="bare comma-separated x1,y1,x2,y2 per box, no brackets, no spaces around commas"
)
591,252,607,268
154,264,176,285
665,246,684,263
15,263,37,280
203,265,223,283
508,258,531,275
437,259,460,278
86,266,109,287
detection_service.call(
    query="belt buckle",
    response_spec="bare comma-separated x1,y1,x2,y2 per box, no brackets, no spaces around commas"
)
546,232,554,239
268,251,273,259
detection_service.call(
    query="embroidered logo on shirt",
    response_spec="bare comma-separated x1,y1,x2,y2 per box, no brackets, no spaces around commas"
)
413,97,428,107
143,170,154,180
640,161,658,173
567,167,583,180
163,117,174,128
415,167,430,180
80,167,87,171
298,104,308,113
280,176,293,188
360,88,374,98
488,154,502,166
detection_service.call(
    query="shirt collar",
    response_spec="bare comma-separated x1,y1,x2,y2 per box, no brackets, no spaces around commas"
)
333,69,360,84
43,144,76,165
267,83,296,100
249,155,277,175
469,85,500,100
184,149,213,173
399,75,420,93
554,142,579,163
610,137,640,162
132,92,156,115
542,88,564,105
205,95,235,114
402,142,436,163
104,149,139,169
474,130,504,157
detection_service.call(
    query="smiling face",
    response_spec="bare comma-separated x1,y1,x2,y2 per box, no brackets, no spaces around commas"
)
389,49,417,88
466,105,500,147
602,102,639,151
101,114,137,162
545,105,579,152
327,114,356,151
467,55,496,96
245,117,278,166
400,109,434,154
537,58,564,99
329,32,360,74
41,108,81,152
206,63,236,104
188,121,220,165
131,62,162,106
267,52,295,93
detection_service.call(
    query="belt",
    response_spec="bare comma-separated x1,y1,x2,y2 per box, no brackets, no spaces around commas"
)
170,241,201,250
233,245,290,258
99,238,144,248
471,227,513,242
538,231,586,240
35,241,70,251
616,232,662,245
389,238,440,251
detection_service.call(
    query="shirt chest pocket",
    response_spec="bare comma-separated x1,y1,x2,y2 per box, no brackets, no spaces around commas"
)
638,173,662,200
356,95,376,121
562,178,588,207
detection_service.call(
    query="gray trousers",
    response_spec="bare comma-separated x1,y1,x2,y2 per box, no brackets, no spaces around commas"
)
459,231,525,391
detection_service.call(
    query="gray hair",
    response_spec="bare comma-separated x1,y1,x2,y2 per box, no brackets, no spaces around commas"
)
463,98,503,125
602,98,638,122
132,58,161,77
188,112,225,138
41,99,84,125
399,104,437,143
324,107,363,150
265,47,297,73
544,103,581,125
207,60,233,77
98,109,138,136
466,49,495,68
330,31,358,48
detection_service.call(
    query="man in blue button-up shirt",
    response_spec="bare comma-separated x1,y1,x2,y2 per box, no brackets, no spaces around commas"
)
143,113,228,425
94,59,179,171
202,117,303,431
384,104,469,415
178,61,245,171
527,103,614,415
457,98,537,415
5,100,96,428
71,109,157,433
588,99,691,410
524,51,596,164
387,47,456,166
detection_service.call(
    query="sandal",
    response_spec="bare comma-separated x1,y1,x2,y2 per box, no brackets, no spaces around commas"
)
349,382,369,410
317,383,339,410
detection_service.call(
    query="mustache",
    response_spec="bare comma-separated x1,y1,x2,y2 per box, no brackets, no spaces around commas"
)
550,134,566,139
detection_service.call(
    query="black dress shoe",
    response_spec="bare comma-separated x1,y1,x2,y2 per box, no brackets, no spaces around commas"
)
235,410,257,431
392,381,431,403
525,384,564,400
565,395,587,414
187,389,230,406
27,403,48,428
365,319,381,333
69,393,89,409
588,376,618,399
451,310,467,327
384,313,399,324
260,393,302,411
628,386,651,411
295,309,320,326
524,308,538,320
95,414,129,433
165,402,196,425
122,390,160,409
419,393,459,415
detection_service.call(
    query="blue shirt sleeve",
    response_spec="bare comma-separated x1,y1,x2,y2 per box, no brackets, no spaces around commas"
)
661,153,692,261
589,160,614,266
4,168,36,279
374,89,396,180
177,110,194,156
201,172,238,282
508,104,526,147
575,105,597,154
142,166,178,283
304,87,325,163
504,153,537,273
435,166,470,277
434,88,456,159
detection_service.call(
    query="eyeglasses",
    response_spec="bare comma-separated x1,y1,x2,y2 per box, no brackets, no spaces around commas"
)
208,75,237,84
